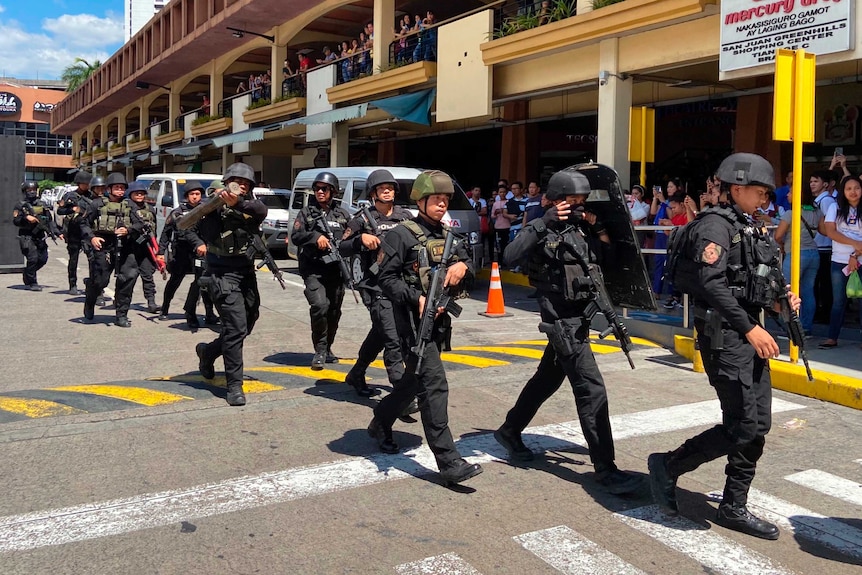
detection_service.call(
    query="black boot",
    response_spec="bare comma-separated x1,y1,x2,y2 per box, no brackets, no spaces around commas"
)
116,316,131,328
146,298,161,314
158,304,170,321
204,312,220,325
345,371,380,397
326,348,339,364
185,312,200,330
68,284,79,296
648,452,679,514
311,345,326,371
225,383,246,406
196,342,215,379
715,503,780,540
494,424,534,461
83,301,95,321
367,417,398,454
439,459,483,486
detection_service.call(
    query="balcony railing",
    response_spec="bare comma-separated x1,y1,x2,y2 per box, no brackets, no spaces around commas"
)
491,0,576,39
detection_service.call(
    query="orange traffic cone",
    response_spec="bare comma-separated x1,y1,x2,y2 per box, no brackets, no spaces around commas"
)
479,262,513,318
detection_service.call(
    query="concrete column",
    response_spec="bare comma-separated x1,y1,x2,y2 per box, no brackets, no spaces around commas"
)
373,0,395,74
271,31,287,99
117,113,127,142
169,90,181,133
210,60,223,117
221,150,236,175
140,102,150,137
331,122,350,167
597,38,632,191
498,101,537,184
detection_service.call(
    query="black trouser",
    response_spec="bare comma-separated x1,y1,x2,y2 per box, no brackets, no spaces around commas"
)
503,316,616,472
814,249,833,323
495,229,510,263
350,294,404,384
66,242,82,288
198,270,260,387
302,269,345,351
138,254,157,303
666,321,772,506
115,246,148,318
84,240,117,311
162,257,215,316
374,321,461,471
19,235,48,286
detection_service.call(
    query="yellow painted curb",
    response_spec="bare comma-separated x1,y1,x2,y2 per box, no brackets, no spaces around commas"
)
674,335,862,410
476,268,532,288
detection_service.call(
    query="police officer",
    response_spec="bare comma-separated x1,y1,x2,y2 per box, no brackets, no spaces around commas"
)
495,166,642,495
339,169,412,397
648,153,802,540
128,181,161,315
80,173,131,322
56,170,92,294
371,170,483,486
195,163,267,406
13,181,61,291
290,172,351,370
157,180,218,330
114,181,160,327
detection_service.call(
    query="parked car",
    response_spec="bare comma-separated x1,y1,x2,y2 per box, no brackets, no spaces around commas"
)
133,173,222,237
286,167,483,263
254,187,292,253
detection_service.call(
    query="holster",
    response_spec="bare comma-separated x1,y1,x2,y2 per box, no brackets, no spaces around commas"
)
694,308,725,351
539,319,578,357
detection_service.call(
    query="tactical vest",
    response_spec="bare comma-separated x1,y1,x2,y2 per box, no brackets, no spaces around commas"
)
527,224,593,302
207,206,256,257
400,220,459,295
94,201,132,234
667,205,782,307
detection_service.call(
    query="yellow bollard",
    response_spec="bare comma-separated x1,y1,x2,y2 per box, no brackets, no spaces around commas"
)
692,328,705,373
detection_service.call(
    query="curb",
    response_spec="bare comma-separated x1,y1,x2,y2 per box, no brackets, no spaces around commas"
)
674,335,862,411
476,267,531,288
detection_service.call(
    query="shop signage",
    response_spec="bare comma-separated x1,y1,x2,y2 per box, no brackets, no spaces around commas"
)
33,102,55,113
720,0,853,72
0,92,22,115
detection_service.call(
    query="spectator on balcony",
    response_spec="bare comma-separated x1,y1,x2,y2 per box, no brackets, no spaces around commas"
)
421,11,438,62
395,15,412,63
298,53,311,92
316,46,337,65
357,32,370,75
340,41,353,82
538,1,552,25
236,81,247,94
201,95,210,116
263,70,272,100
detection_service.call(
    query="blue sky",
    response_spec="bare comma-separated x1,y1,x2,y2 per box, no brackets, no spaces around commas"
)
0,1,125,80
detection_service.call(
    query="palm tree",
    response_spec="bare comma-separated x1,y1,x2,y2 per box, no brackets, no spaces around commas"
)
62,58,102,92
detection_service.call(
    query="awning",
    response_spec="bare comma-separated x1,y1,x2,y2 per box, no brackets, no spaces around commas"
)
166,138,213,156
211,127,265,148
370,88,436,126
295,103,368,125
136,152,151,161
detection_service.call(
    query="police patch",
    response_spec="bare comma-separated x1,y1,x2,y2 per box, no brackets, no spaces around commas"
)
12,210,18,218
293,218,302,230
342,227,353,240
701,242,722,265
376,249,386,267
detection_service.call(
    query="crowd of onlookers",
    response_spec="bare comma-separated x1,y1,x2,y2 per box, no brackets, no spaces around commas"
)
473,156,862,346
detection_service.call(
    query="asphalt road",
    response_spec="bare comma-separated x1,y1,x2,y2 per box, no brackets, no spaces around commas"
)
1,251,861,574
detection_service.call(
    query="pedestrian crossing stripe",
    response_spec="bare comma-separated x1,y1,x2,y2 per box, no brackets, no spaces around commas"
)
151,375,284,393
515,525,646,575
47,385,193,406
785,469,862,507
395,552,480,575
0,397,86,419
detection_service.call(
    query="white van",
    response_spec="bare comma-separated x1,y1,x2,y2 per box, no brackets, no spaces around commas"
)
134,173,222,237
286,167,483,262
253,187,292,252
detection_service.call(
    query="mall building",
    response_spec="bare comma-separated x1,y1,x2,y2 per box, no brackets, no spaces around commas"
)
50,0,862,193
1,80,74,181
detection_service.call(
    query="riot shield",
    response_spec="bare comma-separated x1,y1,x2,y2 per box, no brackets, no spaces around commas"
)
574,162,657,311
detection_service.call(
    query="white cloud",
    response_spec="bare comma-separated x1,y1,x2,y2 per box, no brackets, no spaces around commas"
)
0,6,5,14
0,13,121,80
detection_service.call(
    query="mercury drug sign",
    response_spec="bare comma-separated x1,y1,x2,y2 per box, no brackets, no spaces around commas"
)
720,0,853,72
0,92,22,115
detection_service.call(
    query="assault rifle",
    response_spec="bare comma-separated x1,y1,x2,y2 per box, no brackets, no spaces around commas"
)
114,204,126,275
774,267,813,381
250,234,286,290
360,204,380,236
311,208,358,303
24,204,58,245
407,229,463,375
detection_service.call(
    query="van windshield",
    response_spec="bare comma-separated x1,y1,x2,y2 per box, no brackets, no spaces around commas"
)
258,194,291,210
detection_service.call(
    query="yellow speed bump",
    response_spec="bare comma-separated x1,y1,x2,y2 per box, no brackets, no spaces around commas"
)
453,346,545,359
151,375,283,393
0,397,86,418
249,366,347,382
48,385,192,406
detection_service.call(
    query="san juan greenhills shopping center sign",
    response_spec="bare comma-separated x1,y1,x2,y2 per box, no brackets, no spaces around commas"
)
720,0,854,72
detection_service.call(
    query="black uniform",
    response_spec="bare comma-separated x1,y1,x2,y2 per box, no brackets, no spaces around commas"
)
56,188,95,291
502,212,630,484
375,216,472,473
658,205,780,508
12,198,59,287
339,205,412,388
194,196,267,391
158,202,216,321
290,203,351,356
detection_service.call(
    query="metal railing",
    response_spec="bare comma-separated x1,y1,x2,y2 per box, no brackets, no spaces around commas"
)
152,119,170,137
282,73,305,98
491,0,576,39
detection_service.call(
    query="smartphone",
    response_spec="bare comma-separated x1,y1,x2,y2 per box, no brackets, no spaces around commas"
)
835,147,844,157
653,185,662,194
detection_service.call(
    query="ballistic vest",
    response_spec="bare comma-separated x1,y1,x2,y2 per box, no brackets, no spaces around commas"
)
207,206,256,257
400,220,460,295
94,200,132,234
527,223,593,302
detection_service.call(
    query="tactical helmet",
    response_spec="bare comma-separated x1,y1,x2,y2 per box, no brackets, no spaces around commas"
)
366,169,398,195
545,167,591,201
73,170,92,185
410,170,455,201
715,153,775,191
206,180,224,197
313,171,339,191
183,180,204,195
21,181,38,193
89,175,106,188
105,172,128,188
223,162,256,187
127,181,148,194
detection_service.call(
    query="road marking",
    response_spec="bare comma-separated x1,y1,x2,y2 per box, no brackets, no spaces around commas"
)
614,505,793,575
453,346,545,359
395,552,481,575
156,375,284,393
785,469,862,507
0,398,805,553
0,397,85,418
438,353,510,367
47,385,193,406
746,488,862,561
248,366,347,382
514,525,646,575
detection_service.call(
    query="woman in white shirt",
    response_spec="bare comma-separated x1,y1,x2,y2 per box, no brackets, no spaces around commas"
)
819,175,862,348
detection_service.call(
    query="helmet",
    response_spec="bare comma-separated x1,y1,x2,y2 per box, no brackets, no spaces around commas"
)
206,180,224,197
21,181,38,194
715,153,775,191
127,181,148,194
223,162,256,187
313,171,339,191
410,170,454,201
366,169,398,195
105,172,128,188
183,180,204,195
545,167,591,201
73,170,92,185
89,175,106,188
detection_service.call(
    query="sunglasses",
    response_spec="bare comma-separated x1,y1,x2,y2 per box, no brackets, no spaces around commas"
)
313,185,332,192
